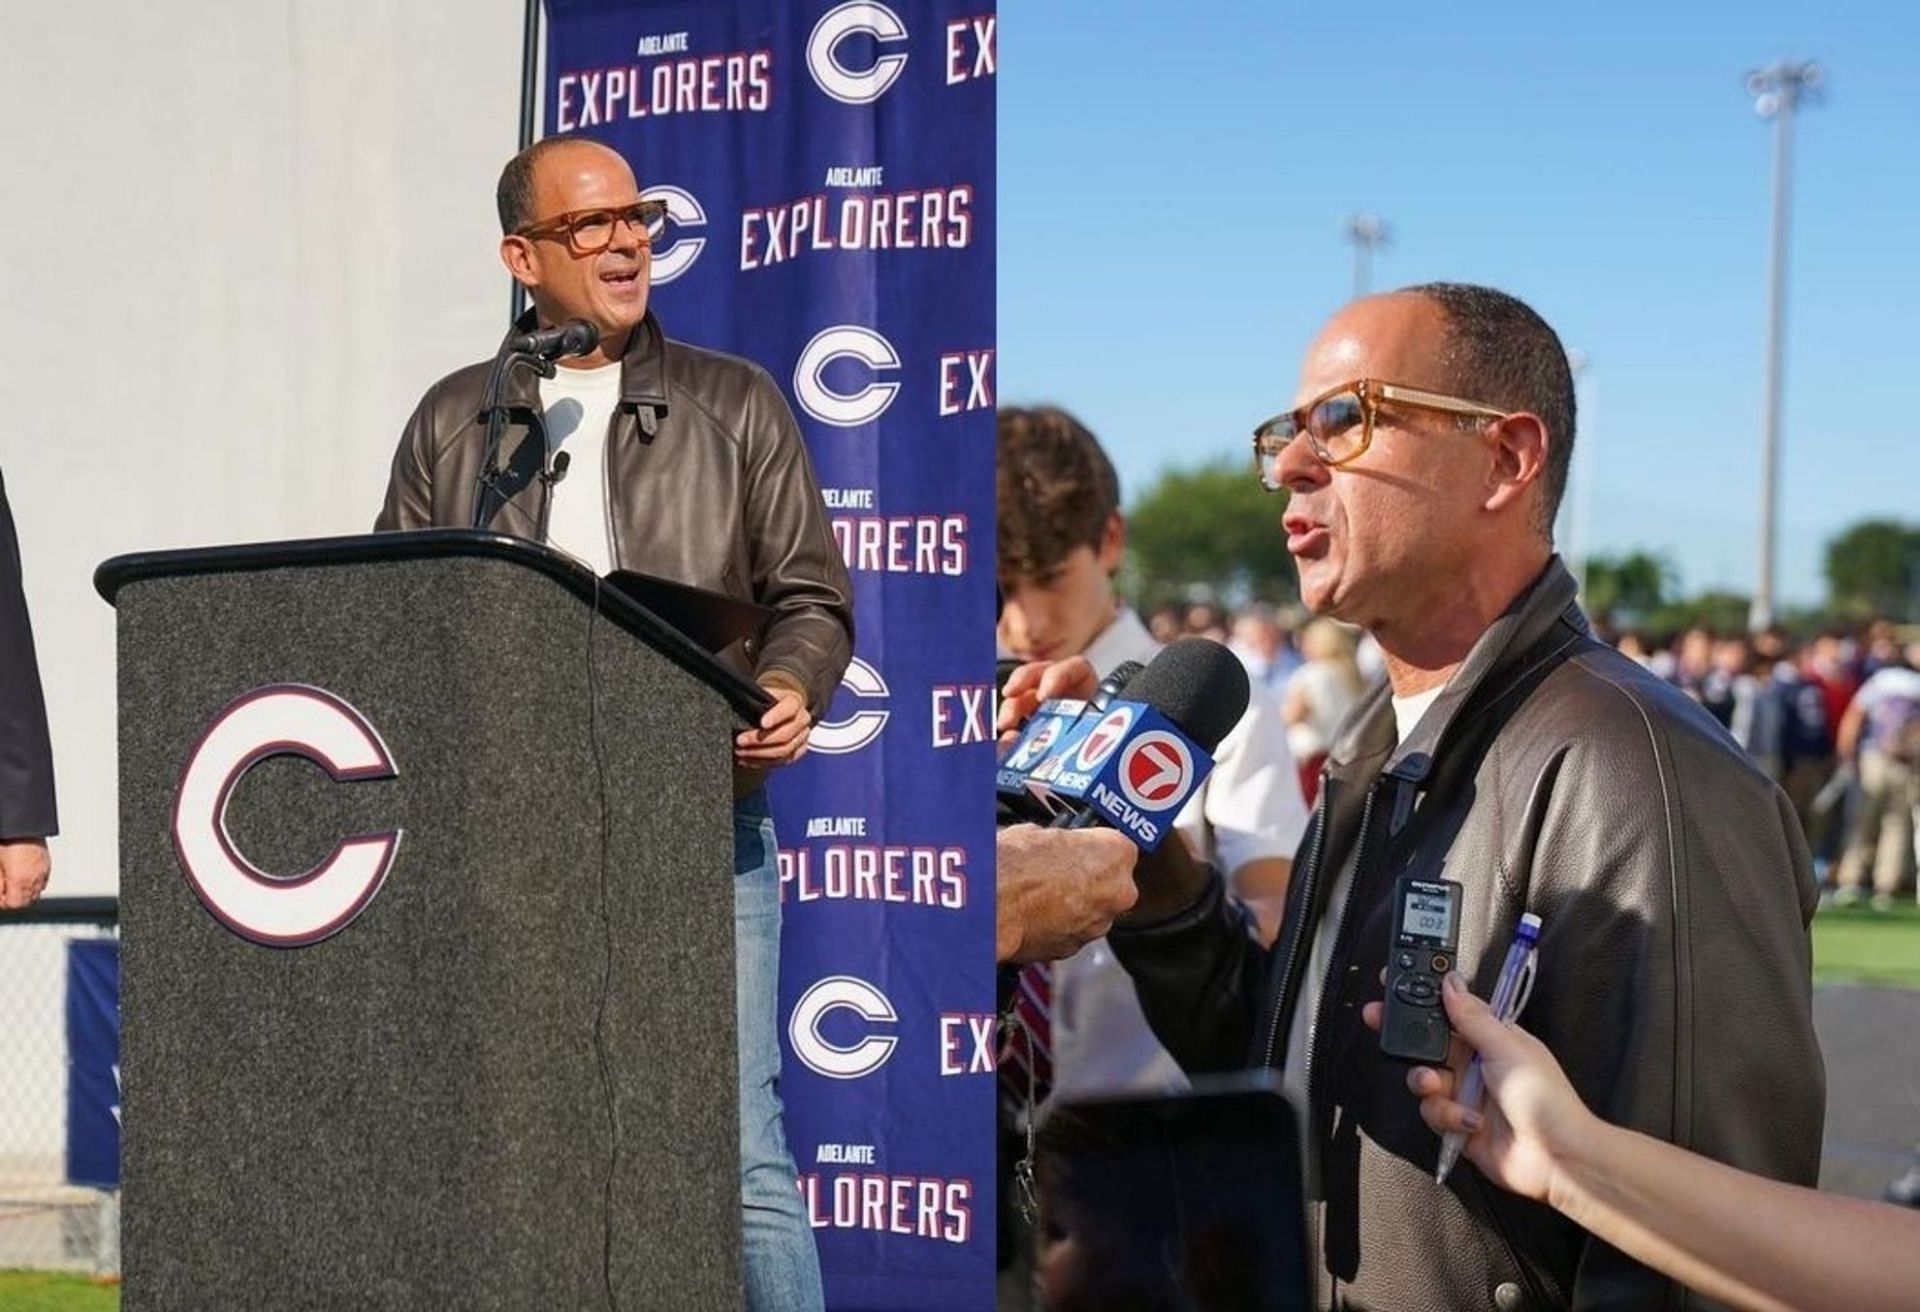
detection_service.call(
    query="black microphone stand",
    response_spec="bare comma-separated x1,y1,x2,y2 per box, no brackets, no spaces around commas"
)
534,451,571,546
470,347,557,533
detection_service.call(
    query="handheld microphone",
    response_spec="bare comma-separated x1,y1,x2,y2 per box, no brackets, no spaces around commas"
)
1036,639,1250,849
1091,660,1147,713
507,318,601,361
997,659,1145,826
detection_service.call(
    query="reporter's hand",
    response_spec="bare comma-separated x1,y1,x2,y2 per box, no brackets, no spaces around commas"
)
736,686,812,768
996,657,1099,754
0,837,51,910
1363,973,1596,1203
997,824,1138,963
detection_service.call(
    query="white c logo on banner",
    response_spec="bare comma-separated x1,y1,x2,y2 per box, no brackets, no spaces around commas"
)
806,2,910,105
794,325,901,428
809,656,890,755
643,184,707,284
172,684,401,948
789,975,899,1079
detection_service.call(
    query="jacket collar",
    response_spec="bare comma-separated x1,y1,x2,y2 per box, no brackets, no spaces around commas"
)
1327,556,1591,781
497,307,672,414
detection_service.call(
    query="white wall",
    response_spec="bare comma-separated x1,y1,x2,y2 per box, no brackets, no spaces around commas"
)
0,0,525,895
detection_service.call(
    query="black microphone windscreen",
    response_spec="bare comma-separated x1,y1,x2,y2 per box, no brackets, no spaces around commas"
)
1122,638,1250,753
561,319,600,355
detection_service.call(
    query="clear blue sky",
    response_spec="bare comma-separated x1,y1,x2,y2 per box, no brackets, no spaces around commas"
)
1000,0,1920,608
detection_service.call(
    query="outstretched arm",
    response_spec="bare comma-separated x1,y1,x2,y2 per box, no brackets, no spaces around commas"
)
1371,977,1920,1312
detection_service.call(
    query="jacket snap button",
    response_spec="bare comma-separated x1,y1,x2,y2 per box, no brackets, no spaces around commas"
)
1493,1281,1526,1310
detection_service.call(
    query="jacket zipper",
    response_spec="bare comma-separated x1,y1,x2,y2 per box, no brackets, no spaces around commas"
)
1300,780,1382,1122
1262,776,1332,1068
602,409,620,572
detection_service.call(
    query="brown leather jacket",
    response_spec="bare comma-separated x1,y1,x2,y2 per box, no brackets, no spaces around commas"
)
1112,558,1824,1311
375,311,854,794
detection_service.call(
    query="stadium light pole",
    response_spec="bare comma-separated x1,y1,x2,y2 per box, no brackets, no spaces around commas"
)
1745,60,1823,633
1344,214,1390,299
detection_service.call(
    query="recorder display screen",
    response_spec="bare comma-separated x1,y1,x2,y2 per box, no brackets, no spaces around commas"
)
1403,888,1455,941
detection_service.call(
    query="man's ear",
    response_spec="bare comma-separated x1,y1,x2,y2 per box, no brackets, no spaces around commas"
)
1482,412,1549,518
1097,512,1127,574
500,235,538,289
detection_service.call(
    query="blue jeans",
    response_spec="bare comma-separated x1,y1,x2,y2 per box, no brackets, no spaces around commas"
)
734,792,825,1311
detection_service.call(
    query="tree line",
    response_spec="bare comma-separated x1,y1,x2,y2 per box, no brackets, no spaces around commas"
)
1123,456,1920,630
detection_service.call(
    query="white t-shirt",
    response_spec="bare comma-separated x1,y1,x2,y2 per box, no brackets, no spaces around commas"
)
1049,608,1311,1096
537,361,623,577
1281,681,1445,1180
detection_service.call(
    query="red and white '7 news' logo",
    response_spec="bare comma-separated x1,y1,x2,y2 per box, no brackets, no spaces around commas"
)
171,685,401,948
1074,706,1136,772
1116,731,1197,812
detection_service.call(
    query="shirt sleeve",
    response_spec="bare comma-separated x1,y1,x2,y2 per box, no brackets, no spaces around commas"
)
737,366,855,714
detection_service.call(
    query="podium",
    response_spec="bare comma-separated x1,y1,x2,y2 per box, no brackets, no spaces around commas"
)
95,530,770,1310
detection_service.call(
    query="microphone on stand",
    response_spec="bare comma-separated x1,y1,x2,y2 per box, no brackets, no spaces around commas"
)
534,451,572,547
507,319,601,362
471,320,601,532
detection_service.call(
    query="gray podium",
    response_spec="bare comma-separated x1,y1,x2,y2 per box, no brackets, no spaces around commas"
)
95,531,770,1310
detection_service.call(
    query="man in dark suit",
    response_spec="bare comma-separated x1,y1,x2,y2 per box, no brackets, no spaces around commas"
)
0,466,56,908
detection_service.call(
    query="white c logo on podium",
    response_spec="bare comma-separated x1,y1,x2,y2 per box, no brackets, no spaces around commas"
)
789,975,898,1079
172,684,401,948
807,2,910,105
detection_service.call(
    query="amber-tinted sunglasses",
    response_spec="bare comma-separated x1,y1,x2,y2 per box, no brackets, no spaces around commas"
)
1252,379,1509,489
516,200,667,257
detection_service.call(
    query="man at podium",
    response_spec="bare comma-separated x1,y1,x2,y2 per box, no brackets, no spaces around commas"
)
374,135,853,1312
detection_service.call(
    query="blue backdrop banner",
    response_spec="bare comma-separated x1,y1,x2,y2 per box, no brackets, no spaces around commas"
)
543,4,996,1306
66,939,121,1190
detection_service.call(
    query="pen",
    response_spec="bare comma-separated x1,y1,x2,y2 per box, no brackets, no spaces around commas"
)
1435,911,1542,1185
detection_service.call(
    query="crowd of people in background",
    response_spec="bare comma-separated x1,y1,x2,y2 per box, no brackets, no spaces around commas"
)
1152,599,1920,907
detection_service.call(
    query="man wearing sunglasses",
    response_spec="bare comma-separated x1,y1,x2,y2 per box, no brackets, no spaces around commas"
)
376,136,851,1312
1102,284,1823,1309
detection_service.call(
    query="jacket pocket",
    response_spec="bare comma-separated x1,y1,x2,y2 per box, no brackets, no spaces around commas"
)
1464,1170,1564,1311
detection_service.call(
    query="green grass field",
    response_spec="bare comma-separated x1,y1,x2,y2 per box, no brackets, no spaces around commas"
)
1813,899,1920,989
0,1271,118,1311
